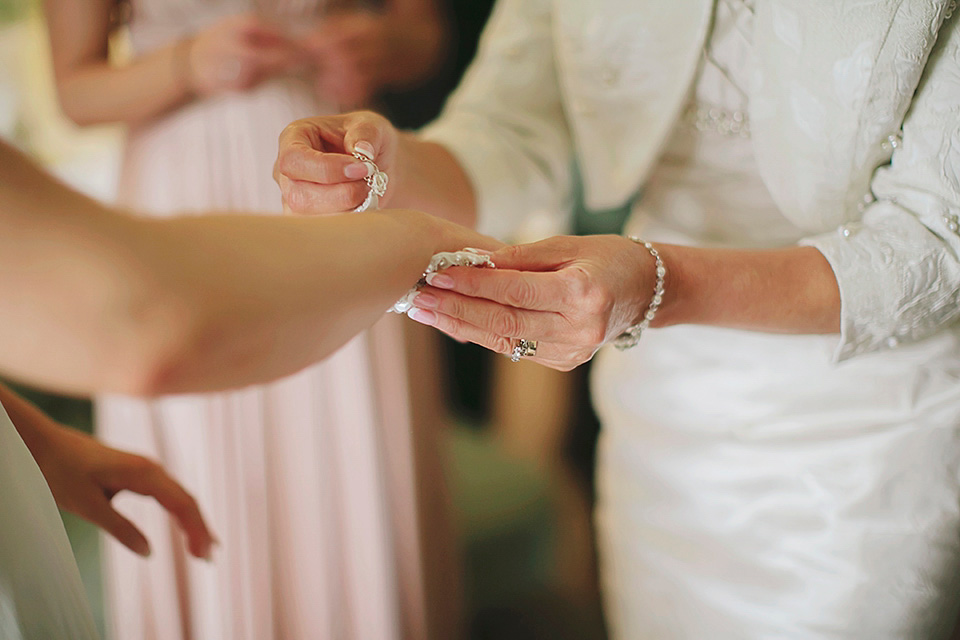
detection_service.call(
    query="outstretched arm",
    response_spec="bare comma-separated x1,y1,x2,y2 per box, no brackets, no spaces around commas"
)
0,140,498,395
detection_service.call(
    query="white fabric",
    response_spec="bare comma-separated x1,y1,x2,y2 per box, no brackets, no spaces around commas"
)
592,2,960,637
0,402,99,640
426,0,960,637
423,0,960,360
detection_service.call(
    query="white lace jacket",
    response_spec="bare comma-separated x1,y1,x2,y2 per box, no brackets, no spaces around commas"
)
423,0,960,361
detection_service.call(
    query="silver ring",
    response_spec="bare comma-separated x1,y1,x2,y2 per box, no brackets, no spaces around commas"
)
510,339,538,362
352,150,388,212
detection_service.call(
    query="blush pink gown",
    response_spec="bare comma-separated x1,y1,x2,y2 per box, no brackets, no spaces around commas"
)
97,3,439,639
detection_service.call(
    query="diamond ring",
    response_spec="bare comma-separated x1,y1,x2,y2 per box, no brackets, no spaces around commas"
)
510,339,538,362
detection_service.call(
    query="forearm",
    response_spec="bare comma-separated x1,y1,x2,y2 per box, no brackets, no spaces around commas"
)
0,140,469,395
53,41,194,126
654,244,841,334
391,132,477,228
136,208,448,395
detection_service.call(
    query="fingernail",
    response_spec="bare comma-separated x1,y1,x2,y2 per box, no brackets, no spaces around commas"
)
425,273,454,289
136,540,152,558
407,308,437,326
413,292,438,309
344,162,371,179
353,141,375,161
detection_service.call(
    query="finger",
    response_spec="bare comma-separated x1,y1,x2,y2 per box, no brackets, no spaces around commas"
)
282,176,369,214
118,462,216,560
342,113,386,162
411,288,578,343
488,237,582,271
276,142,369,185
407,309,585,370
425,267,570,312
91,499,151,557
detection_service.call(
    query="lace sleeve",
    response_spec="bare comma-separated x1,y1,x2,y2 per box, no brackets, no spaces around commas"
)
800,11,960,360
419,0,572,241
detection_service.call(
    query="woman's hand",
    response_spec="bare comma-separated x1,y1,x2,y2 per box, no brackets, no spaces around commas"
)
406,235,663,370
186,13,302,97
31,420,216,559
274,111,401,214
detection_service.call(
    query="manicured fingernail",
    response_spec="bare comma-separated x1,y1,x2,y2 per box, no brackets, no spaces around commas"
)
353,141,375,161
413,292,438,309
136,540,152,557
425,273,454,289
407,308,437,326
344,162,371,179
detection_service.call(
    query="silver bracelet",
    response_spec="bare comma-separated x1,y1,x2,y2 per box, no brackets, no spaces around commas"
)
613,237,666,350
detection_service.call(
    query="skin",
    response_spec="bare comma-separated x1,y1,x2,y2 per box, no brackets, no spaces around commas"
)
0,383,215,559
0,139,499,395
273,112,841,371
44,0,445,127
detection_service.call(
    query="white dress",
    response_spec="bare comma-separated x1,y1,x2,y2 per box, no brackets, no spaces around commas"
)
0,402,99,640
592,2,960,638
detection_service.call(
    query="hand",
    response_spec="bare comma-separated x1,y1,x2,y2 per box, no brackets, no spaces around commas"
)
405,235,662,371
274,110,400,214
31,421,216,559
185,13,302,97
301,12,392,107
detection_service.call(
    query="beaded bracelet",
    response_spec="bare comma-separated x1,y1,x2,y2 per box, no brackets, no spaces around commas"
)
612,238,666,350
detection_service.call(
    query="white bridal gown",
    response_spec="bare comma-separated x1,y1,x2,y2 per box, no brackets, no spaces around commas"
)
592,2,960,638
0,403,98,640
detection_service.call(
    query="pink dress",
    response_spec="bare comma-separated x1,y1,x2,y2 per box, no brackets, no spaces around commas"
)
98,3,434,639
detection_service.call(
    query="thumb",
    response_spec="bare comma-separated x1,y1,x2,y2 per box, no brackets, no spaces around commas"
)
342,112,387,162
489,236,573,272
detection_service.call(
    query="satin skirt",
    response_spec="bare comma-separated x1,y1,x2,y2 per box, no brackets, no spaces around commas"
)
592,324,960,639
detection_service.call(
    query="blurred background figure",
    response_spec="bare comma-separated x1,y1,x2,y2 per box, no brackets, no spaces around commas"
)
42,1,449,639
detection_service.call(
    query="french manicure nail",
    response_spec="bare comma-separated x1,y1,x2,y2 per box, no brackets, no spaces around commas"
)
414,292,439,309
344,162,371,179
425,273,454,289
353,141,375,161
407,308,437,326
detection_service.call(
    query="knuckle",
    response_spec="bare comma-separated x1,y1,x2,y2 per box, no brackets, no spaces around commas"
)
500,244,525,263
501,278,537,308
491,310,522,338
285,184,307,213
562,268,591,301
276,150,300,178
492,335,514,355
579,322,607,346
442,295,466,320
583,280,614,316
